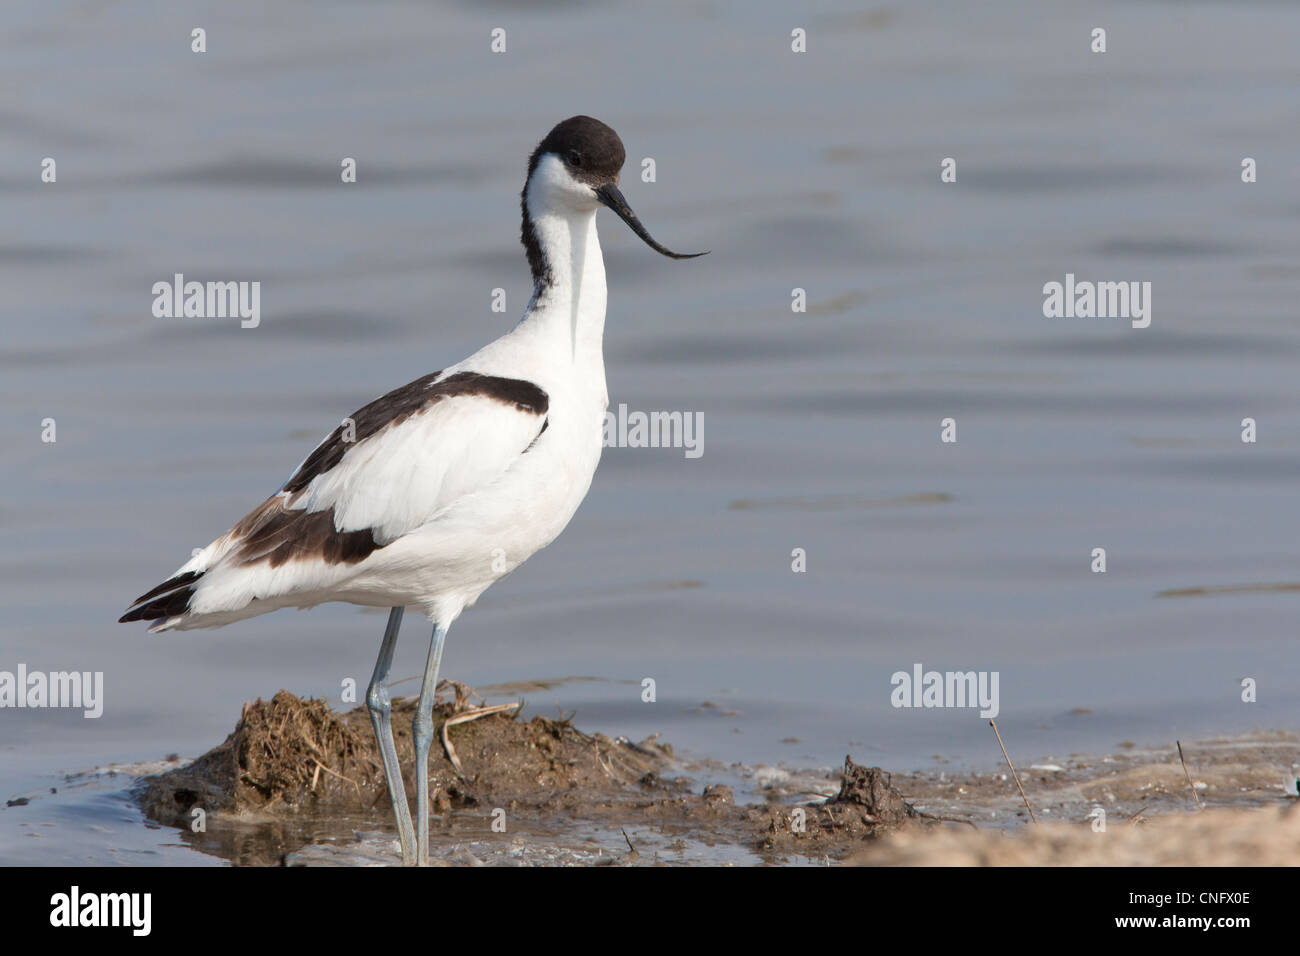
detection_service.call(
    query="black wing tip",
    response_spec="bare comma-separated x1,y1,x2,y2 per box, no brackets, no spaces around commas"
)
119,571,204,624
128,570,202,606
118,606,160,624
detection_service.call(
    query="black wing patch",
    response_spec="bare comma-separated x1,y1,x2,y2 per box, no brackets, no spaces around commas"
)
238,370,549,567
281,371,549,494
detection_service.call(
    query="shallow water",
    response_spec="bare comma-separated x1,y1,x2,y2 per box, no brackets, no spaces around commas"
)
4,0,1300,864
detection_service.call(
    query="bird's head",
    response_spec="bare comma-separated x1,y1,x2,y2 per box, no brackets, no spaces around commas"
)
522,115,707,261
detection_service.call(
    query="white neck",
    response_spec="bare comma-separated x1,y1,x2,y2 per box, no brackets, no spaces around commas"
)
517,156,608,364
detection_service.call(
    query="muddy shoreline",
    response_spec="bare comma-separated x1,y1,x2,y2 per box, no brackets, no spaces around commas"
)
135,690,1300,866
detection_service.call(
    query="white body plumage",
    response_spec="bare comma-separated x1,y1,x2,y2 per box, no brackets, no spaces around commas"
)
140,153,611,632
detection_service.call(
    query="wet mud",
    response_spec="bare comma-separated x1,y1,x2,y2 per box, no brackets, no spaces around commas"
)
135,691,1300,866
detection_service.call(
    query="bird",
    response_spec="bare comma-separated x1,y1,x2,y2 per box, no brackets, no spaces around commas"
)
118,115,706,866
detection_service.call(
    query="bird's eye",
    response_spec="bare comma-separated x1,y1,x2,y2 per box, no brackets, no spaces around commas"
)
567,150,583,168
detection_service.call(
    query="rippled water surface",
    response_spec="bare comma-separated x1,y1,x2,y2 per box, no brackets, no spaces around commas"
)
4,0,1300,863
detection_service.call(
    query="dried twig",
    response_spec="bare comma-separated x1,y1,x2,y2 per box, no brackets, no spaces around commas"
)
593,744,618,781
989,720,1037,824
440,702,522,774
311,757,363,804
1176,740,1204,809
436,678,482,713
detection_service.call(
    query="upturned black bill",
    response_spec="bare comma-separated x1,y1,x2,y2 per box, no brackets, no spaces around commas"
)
595,183,708,260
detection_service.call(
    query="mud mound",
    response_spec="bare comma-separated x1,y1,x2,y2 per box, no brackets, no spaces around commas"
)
849,804,1300,866
752,756,923,853
136,693,379,828
835,757,921,826
139,689,665,832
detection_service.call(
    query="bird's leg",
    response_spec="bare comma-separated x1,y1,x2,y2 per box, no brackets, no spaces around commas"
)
366,606,416,865
412,621,448,866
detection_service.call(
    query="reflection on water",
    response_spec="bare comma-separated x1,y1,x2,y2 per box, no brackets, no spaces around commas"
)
4,0,1300,863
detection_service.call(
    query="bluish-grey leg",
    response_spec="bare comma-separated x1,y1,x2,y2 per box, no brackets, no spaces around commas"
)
366,606,416,865
412,621,448,866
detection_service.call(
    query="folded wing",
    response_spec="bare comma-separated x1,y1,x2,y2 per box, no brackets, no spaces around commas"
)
119,370,549,625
